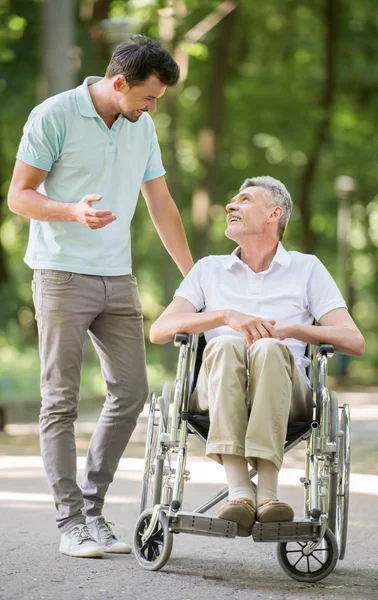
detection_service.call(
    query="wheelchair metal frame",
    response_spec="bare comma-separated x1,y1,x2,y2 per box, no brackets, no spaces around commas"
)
133,334,351,582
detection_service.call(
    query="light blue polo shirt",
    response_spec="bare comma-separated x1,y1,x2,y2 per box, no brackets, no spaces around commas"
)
17,76,166,275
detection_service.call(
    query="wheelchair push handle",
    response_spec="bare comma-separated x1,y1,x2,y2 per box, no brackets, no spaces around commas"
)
316,343,335,358
174,333,190,346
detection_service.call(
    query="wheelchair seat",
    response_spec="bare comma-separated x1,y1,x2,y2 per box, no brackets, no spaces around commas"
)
188,413,313,446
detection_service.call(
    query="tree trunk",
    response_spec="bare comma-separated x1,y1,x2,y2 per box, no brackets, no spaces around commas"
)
42,0,75,98
85,0,114,60
297,0,337,254
192,3,239,260
0,118,9,283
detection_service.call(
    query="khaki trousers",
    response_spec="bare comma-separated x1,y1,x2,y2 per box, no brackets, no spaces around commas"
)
32,270,148,532
190,336,313,470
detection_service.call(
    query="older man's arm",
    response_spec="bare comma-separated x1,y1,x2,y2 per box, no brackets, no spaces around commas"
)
150,297,223,344
275,308,365,356
150,297,277,345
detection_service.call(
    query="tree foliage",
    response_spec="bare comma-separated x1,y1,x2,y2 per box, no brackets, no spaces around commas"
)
1,0,378,391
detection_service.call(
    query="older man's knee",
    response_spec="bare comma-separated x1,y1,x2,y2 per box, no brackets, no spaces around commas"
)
249,338,290,364
206,335,245,354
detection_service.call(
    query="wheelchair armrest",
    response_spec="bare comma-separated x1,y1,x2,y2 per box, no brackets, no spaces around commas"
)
316,343,335,358
174,333,190,346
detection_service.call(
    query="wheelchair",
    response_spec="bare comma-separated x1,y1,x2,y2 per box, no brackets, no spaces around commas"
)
133,333,350,583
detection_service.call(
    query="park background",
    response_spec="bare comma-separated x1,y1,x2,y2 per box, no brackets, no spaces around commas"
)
1,0,378,420
1,5,378,598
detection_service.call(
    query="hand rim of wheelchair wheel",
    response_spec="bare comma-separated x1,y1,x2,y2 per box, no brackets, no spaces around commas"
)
140,383,172,513
140,393,158,513
133,508,173,571
276,527,338,583
337,405,350,560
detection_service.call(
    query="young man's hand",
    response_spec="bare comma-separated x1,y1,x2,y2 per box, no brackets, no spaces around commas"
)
72,194,117,229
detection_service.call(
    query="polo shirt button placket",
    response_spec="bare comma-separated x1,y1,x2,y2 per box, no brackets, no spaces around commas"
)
250,274,263,296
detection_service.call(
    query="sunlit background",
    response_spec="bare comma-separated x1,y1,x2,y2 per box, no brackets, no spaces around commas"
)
1,0,378,419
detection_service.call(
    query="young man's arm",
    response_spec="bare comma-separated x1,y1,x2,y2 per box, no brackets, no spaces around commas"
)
141,176,194,277
150,296,277,346
275,308,365,356
8,160,115,229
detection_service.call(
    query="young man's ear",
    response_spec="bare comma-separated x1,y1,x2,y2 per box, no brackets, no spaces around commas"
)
113,75,129,93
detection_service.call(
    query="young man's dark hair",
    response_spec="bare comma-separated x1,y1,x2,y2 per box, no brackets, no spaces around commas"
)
106,34,180,87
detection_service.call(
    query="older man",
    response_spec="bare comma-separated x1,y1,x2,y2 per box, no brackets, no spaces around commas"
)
150,175,364,536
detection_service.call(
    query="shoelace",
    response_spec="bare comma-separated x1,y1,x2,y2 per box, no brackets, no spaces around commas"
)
71,525,94,543
95,517,116,541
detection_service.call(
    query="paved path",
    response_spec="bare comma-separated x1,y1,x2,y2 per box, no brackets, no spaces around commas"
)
1,391,378,599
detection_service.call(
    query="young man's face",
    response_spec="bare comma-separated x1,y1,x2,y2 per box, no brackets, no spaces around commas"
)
114,75,167,122
225,186,277,242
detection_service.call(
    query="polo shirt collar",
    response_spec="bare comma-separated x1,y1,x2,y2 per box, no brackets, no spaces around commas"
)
75,77,102,118
225,242,291,270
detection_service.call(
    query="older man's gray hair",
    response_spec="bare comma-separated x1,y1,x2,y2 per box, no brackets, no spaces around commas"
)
240,176,293,240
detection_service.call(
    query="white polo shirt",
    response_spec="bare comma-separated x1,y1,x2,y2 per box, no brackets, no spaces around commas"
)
174,243,347,376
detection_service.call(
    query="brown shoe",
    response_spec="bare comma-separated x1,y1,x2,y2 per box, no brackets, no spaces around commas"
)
218,498,256,537
256,499,294,523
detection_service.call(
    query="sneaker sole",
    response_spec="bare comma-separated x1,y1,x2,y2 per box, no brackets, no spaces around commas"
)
60,549,104,558
103,546,132,554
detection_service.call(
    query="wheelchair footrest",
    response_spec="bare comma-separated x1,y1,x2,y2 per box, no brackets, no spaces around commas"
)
252,518,320,543
169,512,238,538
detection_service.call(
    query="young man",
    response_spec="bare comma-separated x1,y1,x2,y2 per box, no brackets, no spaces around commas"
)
8,35,193,557
150,176,364,537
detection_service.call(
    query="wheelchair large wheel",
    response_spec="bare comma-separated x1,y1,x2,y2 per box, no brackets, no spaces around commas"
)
153,382,171,507
277,527,338,583
133,508,173,571
327,391,339,534
329,404,350,559
336,404,350,560
140,393,158,513
140,384,171,513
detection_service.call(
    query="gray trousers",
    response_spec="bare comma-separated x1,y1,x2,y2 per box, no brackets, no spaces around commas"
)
32,270,148,532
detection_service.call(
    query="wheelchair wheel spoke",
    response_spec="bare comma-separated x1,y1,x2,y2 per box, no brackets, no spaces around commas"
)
292,554,306,568
154,538,164,547
311,554,326,567
140,542,149,554
151,542,160,559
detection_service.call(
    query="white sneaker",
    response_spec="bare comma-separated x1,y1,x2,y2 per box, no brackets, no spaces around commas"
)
86,516,132,554
59,524,104,558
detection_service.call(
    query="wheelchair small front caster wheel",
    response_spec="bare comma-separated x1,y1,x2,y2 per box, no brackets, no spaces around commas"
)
277,527,338,582
133,508,173,571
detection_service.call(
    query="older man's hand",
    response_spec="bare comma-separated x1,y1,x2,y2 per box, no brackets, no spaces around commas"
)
224,309,278,347
274,323,294,341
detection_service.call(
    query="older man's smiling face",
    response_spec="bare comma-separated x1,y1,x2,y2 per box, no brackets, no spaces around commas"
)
225,186,272,242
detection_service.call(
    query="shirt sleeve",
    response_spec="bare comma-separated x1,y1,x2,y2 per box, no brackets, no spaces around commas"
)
142,120,166,182
173,260,206,311
16,109,63,172
307,257,347,322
